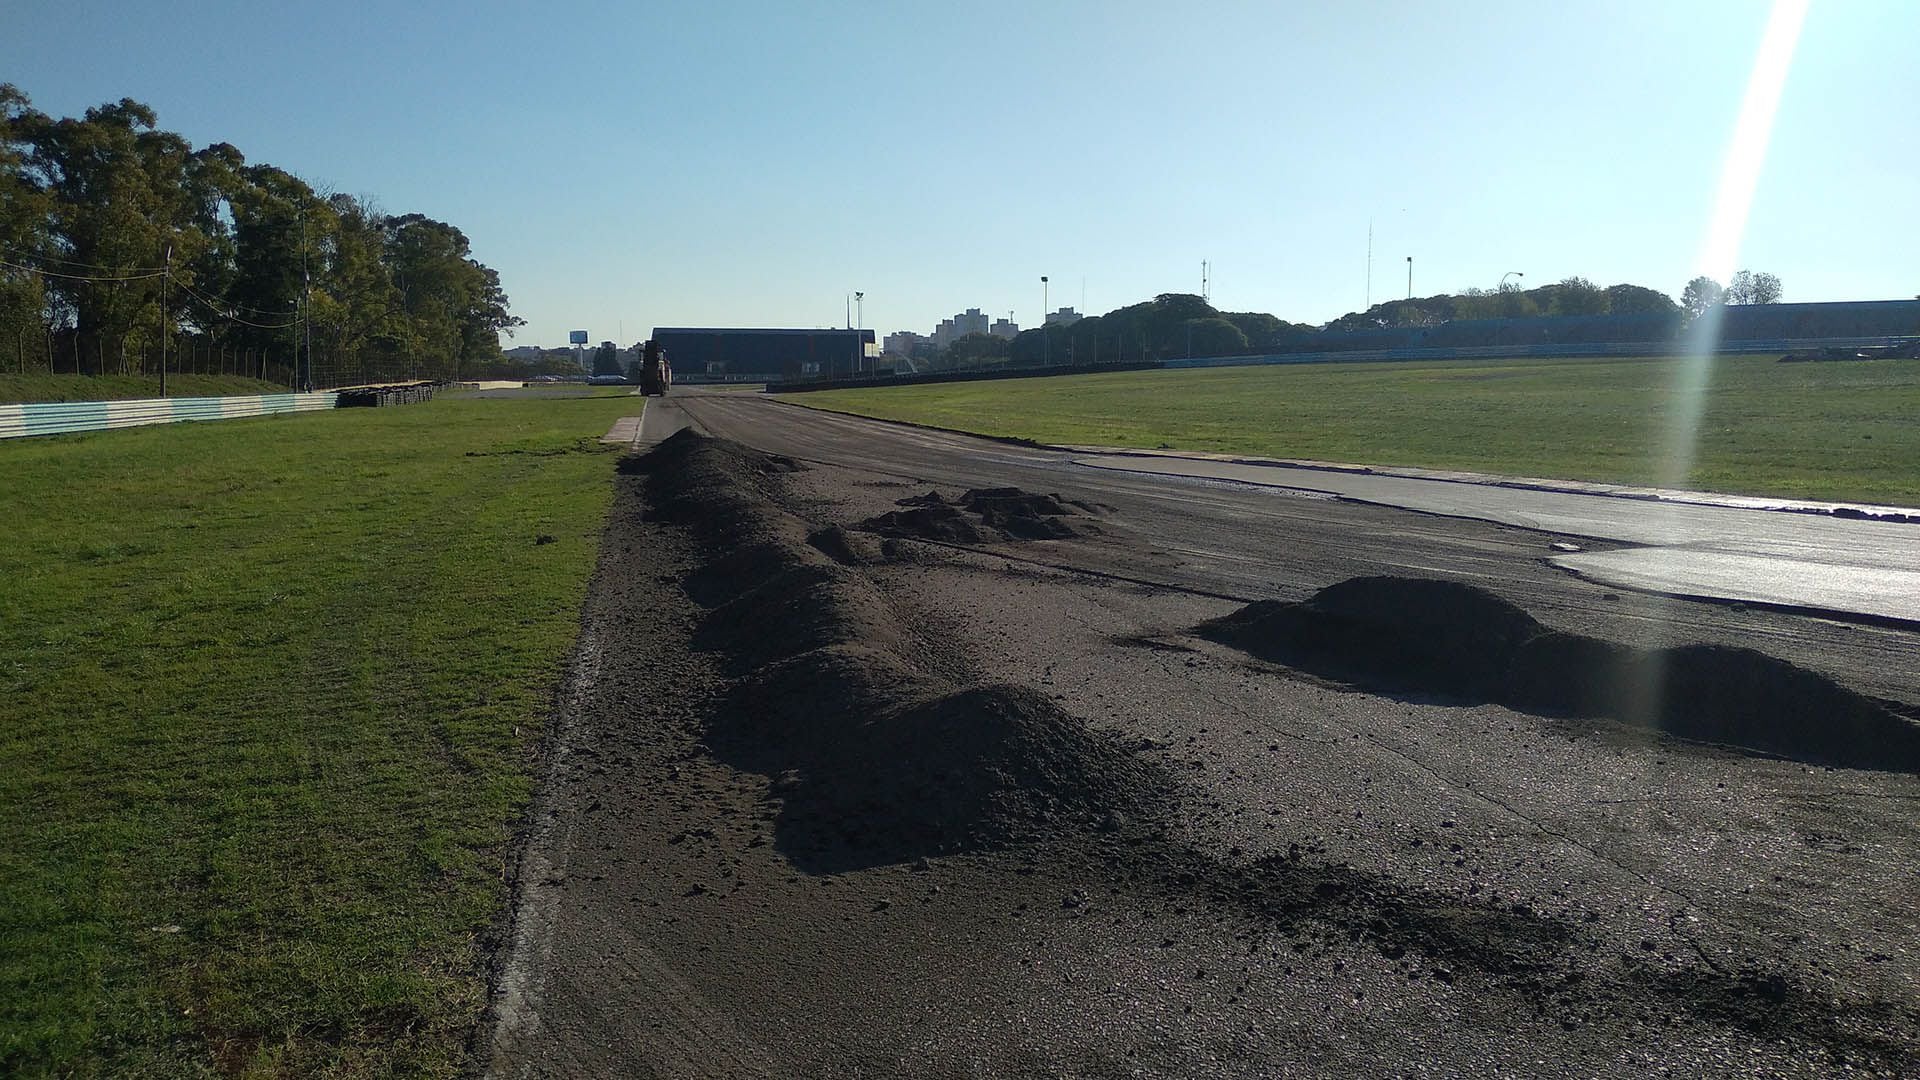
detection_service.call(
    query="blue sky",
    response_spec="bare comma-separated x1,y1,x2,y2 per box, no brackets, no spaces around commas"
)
6,0,1916,347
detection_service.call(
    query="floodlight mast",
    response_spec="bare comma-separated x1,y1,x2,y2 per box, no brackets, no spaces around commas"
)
1040,276,1050,366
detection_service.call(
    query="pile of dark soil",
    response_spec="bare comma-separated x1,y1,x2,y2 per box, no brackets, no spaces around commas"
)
1200,576,1920,772
860,503,990,544
861,486,1097,544
807,525,882,566
636,432,1165,871
718,672,1167,867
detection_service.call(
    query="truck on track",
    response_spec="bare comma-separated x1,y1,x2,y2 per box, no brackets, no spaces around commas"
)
639,339,672,396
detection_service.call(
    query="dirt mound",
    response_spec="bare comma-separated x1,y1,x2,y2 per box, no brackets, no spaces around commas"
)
860,486,1097,544
622,434,807,574
723,675,1168,869
712,644,931,767
696,562,905,672
1207,578,1543,701
958,487,1079,516
807,525,882,566
633,432,1166,870
1200,576,1920,772
861,504,990,544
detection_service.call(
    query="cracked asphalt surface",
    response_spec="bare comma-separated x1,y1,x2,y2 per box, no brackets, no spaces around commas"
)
486,389,1920,1078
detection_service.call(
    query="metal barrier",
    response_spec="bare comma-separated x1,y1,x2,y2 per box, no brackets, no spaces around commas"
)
0,392,340,440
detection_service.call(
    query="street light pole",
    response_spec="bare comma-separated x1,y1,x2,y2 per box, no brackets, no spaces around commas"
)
1500,271,1524,290
1406,256,1413,300
854,291,864,374
1040,276,1050,366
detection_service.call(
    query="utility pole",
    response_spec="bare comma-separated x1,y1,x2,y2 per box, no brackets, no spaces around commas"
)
300,199,313,391
160,244,170,397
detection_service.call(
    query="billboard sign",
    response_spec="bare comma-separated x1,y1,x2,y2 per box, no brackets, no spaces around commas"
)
568,329,589,345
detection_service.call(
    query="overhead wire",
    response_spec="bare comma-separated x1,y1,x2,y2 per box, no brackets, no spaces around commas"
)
173,278,296,329
0,257,166,282
4,242,299,317
0,241,167,273
2,257,297,329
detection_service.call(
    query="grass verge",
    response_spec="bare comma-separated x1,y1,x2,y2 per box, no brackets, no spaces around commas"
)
0,394,640,1076
797,354,1920,505
0,374,293,404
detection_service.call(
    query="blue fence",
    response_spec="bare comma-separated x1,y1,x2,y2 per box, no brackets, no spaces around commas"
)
0,392,340,440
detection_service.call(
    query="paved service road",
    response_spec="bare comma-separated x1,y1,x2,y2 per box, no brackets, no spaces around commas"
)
1070,454,1920,625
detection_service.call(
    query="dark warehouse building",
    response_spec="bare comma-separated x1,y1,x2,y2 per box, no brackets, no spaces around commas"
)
650,328,877,382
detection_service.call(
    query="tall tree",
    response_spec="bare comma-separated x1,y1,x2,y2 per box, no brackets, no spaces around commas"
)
1725,270,1755,305
590,340,620,375
1604,283,1677,315
0,85,53,371
2,89,523,384
1681,276,1725,318
1544,276,1609,317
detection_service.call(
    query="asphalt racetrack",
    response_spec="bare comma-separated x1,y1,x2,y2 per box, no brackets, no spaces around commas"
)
489,388,1920,1078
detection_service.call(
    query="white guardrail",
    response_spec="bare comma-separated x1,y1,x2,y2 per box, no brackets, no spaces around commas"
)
0,392,340,440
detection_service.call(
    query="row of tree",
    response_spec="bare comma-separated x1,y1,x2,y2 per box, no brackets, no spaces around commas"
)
1326,273,1783,333
1680,270,1783,316
997,293,1312,367
0,85,522,385
963,272,1790,372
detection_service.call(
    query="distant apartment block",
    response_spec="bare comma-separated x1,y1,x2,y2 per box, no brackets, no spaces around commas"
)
929,307,994,349
883,331,927,356
890,307,1027,353
1045,307,1083,327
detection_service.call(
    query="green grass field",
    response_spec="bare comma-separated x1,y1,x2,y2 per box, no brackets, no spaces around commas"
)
799,354,1920,505
0,374,292,404
1,395,639,1076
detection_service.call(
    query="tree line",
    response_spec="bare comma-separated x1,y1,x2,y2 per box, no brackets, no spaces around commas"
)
919,272,1791,372
959,274,1787,371
0,85,523,386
